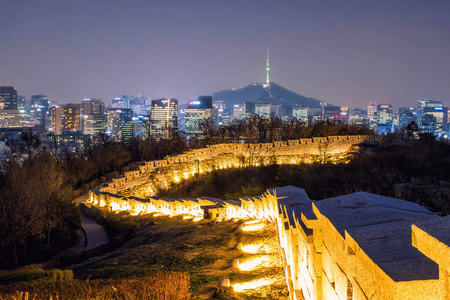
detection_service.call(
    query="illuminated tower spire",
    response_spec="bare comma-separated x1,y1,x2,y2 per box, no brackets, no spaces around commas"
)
266,49,270,84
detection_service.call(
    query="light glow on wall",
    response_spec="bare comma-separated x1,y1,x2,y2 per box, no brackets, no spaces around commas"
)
238,256,272,271
233,278,275,292
242,223,265,232
241,244,262,254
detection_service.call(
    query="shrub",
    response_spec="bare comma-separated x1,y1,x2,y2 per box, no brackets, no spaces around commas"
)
0,272,191,300
81,183,90,193
44,250,80,269
89,178,100,189
72,189,81,197
106,171,119,179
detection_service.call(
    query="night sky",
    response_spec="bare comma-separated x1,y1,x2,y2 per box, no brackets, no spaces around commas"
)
2,0,450,109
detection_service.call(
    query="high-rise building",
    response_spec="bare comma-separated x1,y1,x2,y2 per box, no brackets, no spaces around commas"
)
418,99,442,113
398,107,417,129
62,103,81,132
112,96,124,109
120,109,135,143
233,102,255,120
80,98,105,115
213,100,226,111
255,103,277,118
278,105,293,118
30,94,51,129
293,106,309,123
82,114,107,135
56,131,91,154
0,86,18,110
217,109,232,127
323,105,341,121
308,107,322,124
376,104,393,125
0,110,28,128
185,96,215,139
339,107,350,124
375,104,393,134
106,108,122,139
51,106,63,135
417,99,443,128
17,96,27,112
130,94,148,117
348,109,367,126
368,101,377,128
113,95,149,117
422,107,448,137
150,98,178,139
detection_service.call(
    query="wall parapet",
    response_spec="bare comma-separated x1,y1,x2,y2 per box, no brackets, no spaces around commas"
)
95,135,371,196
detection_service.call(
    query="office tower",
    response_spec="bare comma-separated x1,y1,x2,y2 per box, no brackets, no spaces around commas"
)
51,106,63,135
308,107,322,124
348,109,367,126
213,100,226,111
130,94,148,117
112,96,124,109
120,108,135,143
62,103,81,132
233,104,245,120
368,101,377,128
0,86,18,110
106,108,122,139
17,95,27,112
57,131,91,154
233,102,255,121
150,98,178,139
82,114,107,135
339,107,350,124
375,104,393,134
30,94,49,117
255,103,277,118
217,109,232,126
323,105,341,121
418,99,442,112
185,96,215,139
79,98,106,135
0,110,28,128
376,104,393,125
398,107,417,129
417,99,443,127
278,105,293,118
293,106,308,123
80,98,105,115
113,95,149,117
30,94,51,129
422,107,448,137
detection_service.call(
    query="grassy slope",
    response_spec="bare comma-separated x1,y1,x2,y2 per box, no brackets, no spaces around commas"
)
0,214,287,300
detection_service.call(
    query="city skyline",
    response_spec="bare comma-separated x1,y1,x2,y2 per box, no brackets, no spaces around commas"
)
2,0,450,109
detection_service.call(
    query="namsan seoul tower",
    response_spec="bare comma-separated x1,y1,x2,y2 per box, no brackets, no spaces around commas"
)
266,49,270,84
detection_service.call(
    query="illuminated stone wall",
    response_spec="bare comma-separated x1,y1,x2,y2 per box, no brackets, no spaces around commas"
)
96,135,371,198
87,186,450,300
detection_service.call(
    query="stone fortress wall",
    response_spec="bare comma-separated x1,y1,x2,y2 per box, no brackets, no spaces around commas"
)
87,135,450,299
95,135,371,199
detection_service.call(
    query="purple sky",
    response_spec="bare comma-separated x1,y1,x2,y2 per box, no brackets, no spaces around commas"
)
1,0,450,109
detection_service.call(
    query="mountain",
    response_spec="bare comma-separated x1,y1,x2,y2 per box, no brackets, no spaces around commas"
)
211,82,322,108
